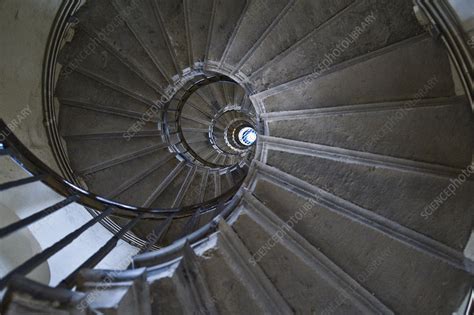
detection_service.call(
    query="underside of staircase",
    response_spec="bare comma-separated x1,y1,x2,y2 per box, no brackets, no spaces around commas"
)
1,0,474,314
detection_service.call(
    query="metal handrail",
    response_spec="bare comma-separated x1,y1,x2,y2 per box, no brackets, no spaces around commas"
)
0,118,242,291
166,74,239,168
40,0,147,247
466,288,474,315
0,119,240,220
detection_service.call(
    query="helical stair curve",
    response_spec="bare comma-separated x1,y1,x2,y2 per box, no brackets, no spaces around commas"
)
1,0,473,314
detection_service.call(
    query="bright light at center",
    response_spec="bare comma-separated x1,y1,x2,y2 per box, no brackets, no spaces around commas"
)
238,127,257,146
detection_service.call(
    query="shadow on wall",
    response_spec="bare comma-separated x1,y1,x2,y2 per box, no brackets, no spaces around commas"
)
0,208,51,286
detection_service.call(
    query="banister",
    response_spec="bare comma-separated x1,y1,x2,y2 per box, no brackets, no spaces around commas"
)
0,119,241,220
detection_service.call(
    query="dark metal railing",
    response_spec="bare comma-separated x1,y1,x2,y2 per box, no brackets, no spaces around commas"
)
0,208,113,290
57,213,144,289
164,74,239,168
0,195,80,239
0,120,239,220
41,0,145,248
0,118,239,291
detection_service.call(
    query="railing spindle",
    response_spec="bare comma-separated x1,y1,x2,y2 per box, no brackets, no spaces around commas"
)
0,174,47,192
57,213,144,289
0,195,80,239
0,208,113,290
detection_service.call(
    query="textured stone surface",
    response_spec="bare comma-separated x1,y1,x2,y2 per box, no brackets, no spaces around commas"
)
187,0,214,64
252,178,472,314
152,165,189,208
266,149,474,250
65,137,162,173
260,36,455,112
0,0,62,172
155,0,190,71
76,268,151,315
113,0,178,79
206,0,247,64
268,100,473,167
222,0,291,68
58,103,156,136
40,0,474,312
182,170,204,205
251,0,425,90
75,0,168,90
232,208,369,314
111,157,179,206
193,234,271,314
56,70,155,115
3,276,88,314
148,270,185,315
59,29,161,102
241,0,353,75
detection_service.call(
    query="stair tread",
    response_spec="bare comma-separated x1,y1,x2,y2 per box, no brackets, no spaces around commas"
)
187,0,214,65
249,0,425,91
75,0,169,90
240,0,354,75
265,98,473,168
206,0,248,66
222,0,291,69
59,29,161,104
155,0,191,71
249,172,472,314
262,146,474,250
113,0,178,80
255,35,454,112
230,195,392,314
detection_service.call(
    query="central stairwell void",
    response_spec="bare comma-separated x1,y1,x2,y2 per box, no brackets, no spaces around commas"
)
1,0,474,314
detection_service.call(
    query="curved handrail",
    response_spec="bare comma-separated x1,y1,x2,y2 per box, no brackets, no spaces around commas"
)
41,0,146,247
0,117,243,290
42,0,82,184
167,74,241,168
132,190,243,267
0,119,241,220
466,288,474,315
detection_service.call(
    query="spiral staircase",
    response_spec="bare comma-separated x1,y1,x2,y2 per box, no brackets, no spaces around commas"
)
1,0,474,314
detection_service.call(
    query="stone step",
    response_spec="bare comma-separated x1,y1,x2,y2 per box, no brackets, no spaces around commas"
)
264,97,472,168
74,0,169,90
151,163,190,208
239,0,354,77
205,0,248,69
154,0,192,72
259,138,474,251
58,104,157,145
172,244,221,314
229,192,393,314
187,223,292,314
186,0,214,66
65,137,165,175
147,262,186,314
2,275,88,314
181,168,207,206
221,0,292,71
112,0,178,81
58,29,161,105
249,0,425,91
246,162,473,314
103,154,176,206
253,35,454,112
55,71,156,117
76,268,152,315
